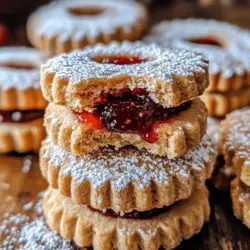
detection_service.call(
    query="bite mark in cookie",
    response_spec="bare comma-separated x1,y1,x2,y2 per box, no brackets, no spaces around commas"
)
45,98,207,157
75,87,191,143
41,42,209,112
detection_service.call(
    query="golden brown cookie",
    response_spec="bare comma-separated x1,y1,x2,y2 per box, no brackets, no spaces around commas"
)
44,98,207,158
0,47,47,110
27,0,148,55
201,87,250,117
231,178,250,228
220,107,250,187
146,19,250,93
41,42,209,112
40,134,216,212
0,118,45,153
43,186,210,250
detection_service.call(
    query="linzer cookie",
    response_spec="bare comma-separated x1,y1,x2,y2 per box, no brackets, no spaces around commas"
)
146,19,250,116
41,42,209,156
0,47,47,153
27,0,147,55
146,19,250,93
40,135,216,212
0,47,47,110
231,178,250,228
41,42,208,111
44,186,210,250
220,107,250,187
44,98,207,157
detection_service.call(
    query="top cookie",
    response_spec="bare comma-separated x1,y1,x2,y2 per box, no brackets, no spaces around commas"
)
146,19,250,92
41,41,209,112
27,0,148,55
220,107,250,187
0,47,47,110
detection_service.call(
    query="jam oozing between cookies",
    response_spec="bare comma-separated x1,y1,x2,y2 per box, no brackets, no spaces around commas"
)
188,37,222,47
76,88,190,143
89,204,173,220
0,110,44,123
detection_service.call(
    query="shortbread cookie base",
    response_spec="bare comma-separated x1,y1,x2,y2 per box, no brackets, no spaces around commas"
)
43,186,210,250
220,108,250,187
27,1,148,55
0,87,47,110
45,98,207,158
40,42,209,112
0,119,46,153
40,135,216,212
201,87,250,117
231,178,250,228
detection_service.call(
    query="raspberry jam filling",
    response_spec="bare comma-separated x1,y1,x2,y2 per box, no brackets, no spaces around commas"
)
68,6,105,16
93,54,147,65
188,37,222,47
76,88,191,143
0,110,44,123
88,204,173,220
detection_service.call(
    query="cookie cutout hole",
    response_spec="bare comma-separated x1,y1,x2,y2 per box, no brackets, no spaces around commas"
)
68,6,104,16
0,63,35,70
92,54,147,65
188,37,223,47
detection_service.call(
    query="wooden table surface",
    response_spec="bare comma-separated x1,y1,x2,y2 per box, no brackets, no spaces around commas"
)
0,154,249,250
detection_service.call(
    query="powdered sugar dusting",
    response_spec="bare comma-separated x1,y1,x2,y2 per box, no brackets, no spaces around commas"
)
0,193,75,250
239,191,250,203
29,0,145,42
207,117,220,149
42,134,215,191
0,47,46,90
1,216,75,250
43,41,207,87
223,107,250,159
146,19,250,78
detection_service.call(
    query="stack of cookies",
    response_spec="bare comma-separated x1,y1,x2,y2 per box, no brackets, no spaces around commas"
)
146,19,250,117
220,108,250,228
39,42,217,249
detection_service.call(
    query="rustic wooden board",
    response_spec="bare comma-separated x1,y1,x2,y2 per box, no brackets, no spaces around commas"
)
0,154,249,249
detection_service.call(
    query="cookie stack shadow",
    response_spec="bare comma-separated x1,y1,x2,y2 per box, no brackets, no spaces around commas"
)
39,42,217,250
